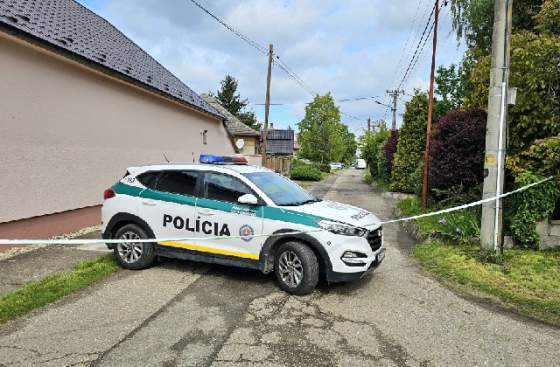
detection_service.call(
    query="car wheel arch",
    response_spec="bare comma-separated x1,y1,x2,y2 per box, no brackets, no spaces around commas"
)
104,213,156,245
259,229,331,275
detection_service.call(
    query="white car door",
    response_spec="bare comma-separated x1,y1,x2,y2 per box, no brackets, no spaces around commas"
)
195,172,264,263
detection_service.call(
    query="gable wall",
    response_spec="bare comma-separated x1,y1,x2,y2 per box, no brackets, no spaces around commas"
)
0,33,235,223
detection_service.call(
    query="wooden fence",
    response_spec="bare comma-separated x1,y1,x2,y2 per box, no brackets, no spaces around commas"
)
263,155,292,176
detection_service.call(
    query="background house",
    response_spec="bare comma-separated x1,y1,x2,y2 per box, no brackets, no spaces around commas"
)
0,0,235,239
201,94,261,165
263,127,294,175
266,128,295,156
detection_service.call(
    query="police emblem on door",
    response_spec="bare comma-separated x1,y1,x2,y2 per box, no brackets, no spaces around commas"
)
239,225,254,242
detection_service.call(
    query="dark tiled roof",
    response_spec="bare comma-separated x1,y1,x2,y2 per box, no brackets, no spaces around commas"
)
266,129,294,154
201,94,259,137
268,129,294,140
0,0,221,118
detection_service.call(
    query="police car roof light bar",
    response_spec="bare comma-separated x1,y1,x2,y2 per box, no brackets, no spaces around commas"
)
232,155,248,165
199,154,248,165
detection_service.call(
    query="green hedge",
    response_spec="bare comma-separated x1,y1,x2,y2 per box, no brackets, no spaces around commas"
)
391,93,428,193
317,163,331,173
509,172,560,249
290,162,322,181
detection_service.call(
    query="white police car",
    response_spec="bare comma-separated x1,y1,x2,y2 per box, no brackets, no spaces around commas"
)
102,154,385,294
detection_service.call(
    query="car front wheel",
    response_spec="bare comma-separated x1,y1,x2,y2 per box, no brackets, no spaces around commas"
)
274,241,319,295
113,224,156,270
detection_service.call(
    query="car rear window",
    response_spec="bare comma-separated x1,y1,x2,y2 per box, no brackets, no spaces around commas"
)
157,171,199,196
136,172,159,189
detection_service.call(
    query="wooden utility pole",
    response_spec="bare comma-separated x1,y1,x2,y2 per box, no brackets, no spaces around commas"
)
261,44,273,166
386,90,403,131
480,0,513,253
367,118,371,132
421,0,439,210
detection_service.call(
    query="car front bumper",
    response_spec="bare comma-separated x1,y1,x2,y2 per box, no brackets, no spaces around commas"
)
327,247,386,283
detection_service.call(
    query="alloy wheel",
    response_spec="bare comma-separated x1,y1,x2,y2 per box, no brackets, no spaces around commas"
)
278,250,304,288
117,231,143,264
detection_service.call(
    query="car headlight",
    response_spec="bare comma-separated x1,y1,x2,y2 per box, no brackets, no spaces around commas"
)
316,219,367,237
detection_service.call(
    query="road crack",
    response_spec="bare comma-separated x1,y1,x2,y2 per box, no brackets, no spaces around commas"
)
90,273,203,366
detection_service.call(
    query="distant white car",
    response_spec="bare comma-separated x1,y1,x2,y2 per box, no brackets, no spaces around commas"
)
329,162,343,170
355,159,367,169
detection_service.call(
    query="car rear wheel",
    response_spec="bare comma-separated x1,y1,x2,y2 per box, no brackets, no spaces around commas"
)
113,224,156,270
274,241,319,295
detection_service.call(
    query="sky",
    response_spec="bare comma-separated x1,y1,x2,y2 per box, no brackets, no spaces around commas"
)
78,0,465,135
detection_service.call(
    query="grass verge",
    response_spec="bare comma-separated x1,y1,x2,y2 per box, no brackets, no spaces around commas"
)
399,197,560,325
364,171,391,191
397,196,480,244
413,242,560,326
0,255,119,325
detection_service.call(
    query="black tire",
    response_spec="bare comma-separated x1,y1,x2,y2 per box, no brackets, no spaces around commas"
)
274,241,319,295
113,224,156,270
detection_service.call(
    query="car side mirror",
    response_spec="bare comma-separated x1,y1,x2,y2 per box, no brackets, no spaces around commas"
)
238,193,259,205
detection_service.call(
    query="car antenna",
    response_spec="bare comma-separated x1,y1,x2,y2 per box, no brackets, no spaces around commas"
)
162,153,170,163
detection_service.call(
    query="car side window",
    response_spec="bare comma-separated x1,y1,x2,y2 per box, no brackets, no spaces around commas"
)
136,171,159,189
204,173,252,203
157,171,198,196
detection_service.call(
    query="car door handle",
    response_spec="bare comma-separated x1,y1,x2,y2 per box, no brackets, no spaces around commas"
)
142,200,157,206
198,209,215,216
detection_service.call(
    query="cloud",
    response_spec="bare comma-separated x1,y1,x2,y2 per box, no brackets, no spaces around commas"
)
80,0,465,133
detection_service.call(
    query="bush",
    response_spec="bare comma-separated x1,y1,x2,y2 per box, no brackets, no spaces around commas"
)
429,109,487,195
290,165,321,181
535,0,560,35
391,93,428,193
377,146,389,181
505,136,560,247
289,161,322,181
506,136,560,177
509,172,560,249
466,32,560,152
359,123,390,177
317,163,331,173
382,130,399,180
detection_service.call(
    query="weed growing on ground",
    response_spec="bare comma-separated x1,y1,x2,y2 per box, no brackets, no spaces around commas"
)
0,255,118,324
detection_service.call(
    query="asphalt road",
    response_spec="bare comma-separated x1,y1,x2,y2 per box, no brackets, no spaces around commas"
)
1,169,559,366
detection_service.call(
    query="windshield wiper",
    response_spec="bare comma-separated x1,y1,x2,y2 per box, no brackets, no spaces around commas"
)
282,198,321,206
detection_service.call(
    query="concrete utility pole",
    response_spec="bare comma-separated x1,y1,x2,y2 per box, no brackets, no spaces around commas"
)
386,90,404,131
421,0,440,210
480,0,513,253
261,44,273,166
367,118,371,132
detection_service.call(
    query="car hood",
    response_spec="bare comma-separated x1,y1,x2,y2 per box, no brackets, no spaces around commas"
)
282,200,381,229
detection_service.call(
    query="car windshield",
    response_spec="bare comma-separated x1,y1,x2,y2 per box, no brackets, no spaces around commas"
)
243,171,320,206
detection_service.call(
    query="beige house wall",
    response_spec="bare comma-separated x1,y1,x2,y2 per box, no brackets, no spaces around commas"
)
0,33,235,223
240,137,258,156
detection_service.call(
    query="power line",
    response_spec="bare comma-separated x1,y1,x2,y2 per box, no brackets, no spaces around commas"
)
395,2,437,90
189,0,268,55
401,2,448,89
188,0,368,124
401,16,436,88
389,0,429,88
251,95,385,105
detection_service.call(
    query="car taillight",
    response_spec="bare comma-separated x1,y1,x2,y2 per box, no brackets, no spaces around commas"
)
104,188,116,200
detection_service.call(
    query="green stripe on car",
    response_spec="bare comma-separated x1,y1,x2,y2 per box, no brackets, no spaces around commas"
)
113,182,320,228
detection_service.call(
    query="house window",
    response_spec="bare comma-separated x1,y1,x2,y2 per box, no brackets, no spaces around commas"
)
202,130,208,145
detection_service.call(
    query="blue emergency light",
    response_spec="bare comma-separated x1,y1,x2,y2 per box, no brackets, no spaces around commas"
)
199,154,248,165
